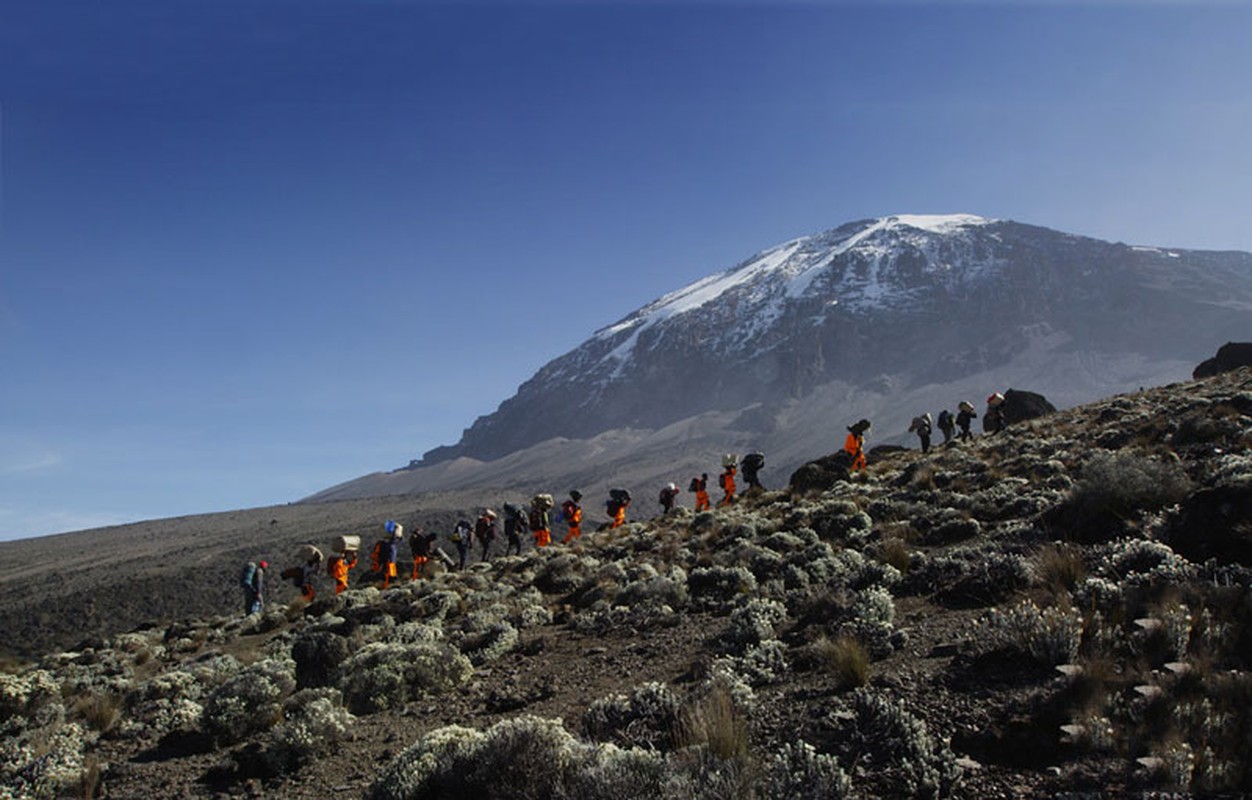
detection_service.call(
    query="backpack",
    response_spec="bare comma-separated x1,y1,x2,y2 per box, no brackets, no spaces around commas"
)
528,507,547,530
609,488,631,504
561,499,578,523
718,472,727,489
938,410,953,428
240,562,257,589
688,477,701,492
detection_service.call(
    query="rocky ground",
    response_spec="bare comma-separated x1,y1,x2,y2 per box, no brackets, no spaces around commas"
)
3,368,1251,799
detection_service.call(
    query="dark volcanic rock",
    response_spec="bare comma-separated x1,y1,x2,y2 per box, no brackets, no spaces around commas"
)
1163,485,1252,566
789,451,852,493
1002,389,1057,425
1193,342,1252,379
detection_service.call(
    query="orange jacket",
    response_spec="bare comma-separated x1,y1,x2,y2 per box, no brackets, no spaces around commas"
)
844,432,866,469
329,552,356,585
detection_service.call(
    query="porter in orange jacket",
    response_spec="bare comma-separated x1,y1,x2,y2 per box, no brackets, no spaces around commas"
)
691,474,711,512
843,419,871,471
327,550,357,595
561,491,584,544
718,465,737,507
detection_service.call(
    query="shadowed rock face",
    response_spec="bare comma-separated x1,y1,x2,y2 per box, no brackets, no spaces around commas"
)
418,217,1252,467
1194,342,1252,379
1002,389,1056,425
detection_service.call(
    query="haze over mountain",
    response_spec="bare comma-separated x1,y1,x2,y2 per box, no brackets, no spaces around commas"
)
309,214,1252,505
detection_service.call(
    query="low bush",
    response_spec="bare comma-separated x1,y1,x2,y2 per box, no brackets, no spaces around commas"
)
199,658,296,745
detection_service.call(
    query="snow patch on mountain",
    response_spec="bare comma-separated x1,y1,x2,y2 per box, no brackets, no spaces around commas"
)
592,213,998,376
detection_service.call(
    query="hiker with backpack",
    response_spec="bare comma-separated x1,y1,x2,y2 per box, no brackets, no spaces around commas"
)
560,491,583,544
409,527,439,579
240,560,267,616
984,393,1006,434
659,483,680,514
956,401,977,440
908,413,933,454
283,545,323,601
937,409,956,444
717,455,738,507
475,510,498,561
371,520,403,589
741,452,765,491
503,502,526,556
530,494,554,547
606,488,631,528
451,518,474,569
690,473,711,512
844,419,871,471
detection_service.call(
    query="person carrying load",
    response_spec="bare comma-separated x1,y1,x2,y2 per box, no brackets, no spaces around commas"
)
529,494,554,547
560,491,583,544
844,419,871,471
327,535,359,595
717,454,738,507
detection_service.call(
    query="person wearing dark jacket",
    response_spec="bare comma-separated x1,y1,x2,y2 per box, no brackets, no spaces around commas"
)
659,483,679,514
475,510,498,561
909,413,933,453
741,453,765,491
452,518,474,569
503,503,526,556
241,560,267,615
409,529,439,580
956,402,977,440
937,409,956,444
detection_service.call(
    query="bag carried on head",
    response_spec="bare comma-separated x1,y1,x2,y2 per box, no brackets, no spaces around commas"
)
742,452,764,471
531,494,554,512
609,488,631,505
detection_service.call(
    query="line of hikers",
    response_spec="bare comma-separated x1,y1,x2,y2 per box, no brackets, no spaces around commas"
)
243,393,1014,612
842,392,1010,472
241,453,769,611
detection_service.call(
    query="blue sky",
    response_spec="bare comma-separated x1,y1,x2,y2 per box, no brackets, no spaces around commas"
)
2,1,1250,540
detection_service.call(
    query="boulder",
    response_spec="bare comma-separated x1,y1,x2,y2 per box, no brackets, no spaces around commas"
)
789,451,852,494
1193,342,1252,379
1162,485,1252,566
1002,389,1057,425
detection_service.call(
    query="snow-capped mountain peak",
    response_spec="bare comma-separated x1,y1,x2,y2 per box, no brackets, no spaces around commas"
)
593,213,998,375
411,214,1252,469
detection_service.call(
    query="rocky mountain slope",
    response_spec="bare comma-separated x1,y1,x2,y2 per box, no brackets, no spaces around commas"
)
313,214,1252,504
3,367,1250,799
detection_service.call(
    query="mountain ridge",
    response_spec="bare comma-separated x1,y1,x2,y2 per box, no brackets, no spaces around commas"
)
312,215,1252,504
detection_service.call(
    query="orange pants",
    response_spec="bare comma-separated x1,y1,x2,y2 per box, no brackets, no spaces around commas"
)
534,529,551,548
301,584,315,601
695,491,711,512
333,580,348,595
611,507,626,528
411,556,428,580
561,525,581,544
381,562,397,589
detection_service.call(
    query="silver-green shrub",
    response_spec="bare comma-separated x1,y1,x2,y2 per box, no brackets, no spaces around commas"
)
262,687,355,770
848,689,961,798
199,657,296,744
760,740,852,799
983,599,1083,665
582,681,683,750
340,641,472,715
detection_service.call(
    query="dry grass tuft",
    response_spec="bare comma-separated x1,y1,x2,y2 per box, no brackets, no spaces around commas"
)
676,684,749,760
1034,543,1086,598
814,635,871,690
